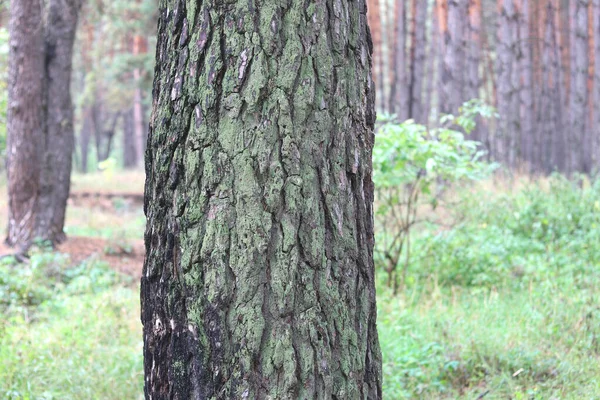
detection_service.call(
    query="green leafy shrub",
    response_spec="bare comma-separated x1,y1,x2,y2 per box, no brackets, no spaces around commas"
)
373,99,497,292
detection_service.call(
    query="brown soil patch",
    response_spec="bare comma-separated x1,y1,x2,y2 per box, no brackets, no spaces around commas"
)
0,236,145,280
57,236,145,279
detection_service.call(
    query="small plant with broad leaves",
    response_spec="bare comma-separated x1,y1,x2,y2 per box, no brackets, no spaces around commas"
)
373,99,498,293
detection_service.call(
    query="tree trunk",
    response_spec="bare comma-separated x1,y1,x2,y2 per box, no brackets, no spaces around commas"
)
570,0,590,173
123,108,137,168
6,0,45,249
467,0,482,140
391,0,409,120
368,0,384,113
80,106,93,172
517,0,535,170
133,34,147,168
496,0,520,166
142,1,382,398
441,0,466,115
409,0,428,123
37,0,79,244
594,0,600,167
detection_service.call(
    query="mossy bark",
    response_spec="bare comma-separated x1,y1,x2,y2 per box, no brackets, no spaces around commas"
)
142,1,382,399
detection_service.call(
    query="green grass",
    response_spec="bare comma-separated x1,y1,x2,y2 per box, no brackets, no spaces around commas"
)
3,173,600,399
0,255,143,400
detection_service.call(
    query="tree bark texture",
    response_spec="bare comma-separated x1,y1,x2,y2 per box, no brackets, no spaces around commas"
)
569,0,590,173
594,0,600,166
6,0,79,248
142,1,383,399
37,0,80,244
6,0,45,249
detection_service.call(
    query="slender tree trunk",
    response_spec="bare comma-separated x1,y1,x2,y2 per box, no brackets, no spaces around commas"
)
133,34,147,168
6,0,45,249
368,0,384,112
123,108,137,168
441,0,467,115
570,0,589,173
37,0,79,244
409,0,428,123
497,0,520,166
517,0,535,170
80,107,93,173
594,0,600,167
391,0,409,120
142,1,382,398
467,0,482,140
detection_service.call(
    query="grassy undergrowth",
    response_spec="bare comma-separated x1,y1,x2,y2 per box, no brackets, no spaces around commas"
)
2,174,600,399
0,253,142,400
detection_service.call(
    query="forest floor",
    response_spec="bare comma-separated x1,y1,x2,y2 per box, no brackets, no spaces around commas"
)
1,171,600,399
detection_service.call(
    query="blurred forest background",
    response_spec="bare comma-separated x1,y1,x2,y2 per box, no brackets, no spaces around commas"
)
0,0,157,172
2,0,600,399
369,0,599,174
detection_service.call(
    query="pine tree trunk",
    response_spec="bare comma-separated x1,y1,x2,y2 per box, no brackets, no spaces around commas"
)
37,0,79,244
569,0,590,173
497,0,520,166
441,0,466,115
123,108,137,168
467,0,482,140
409,0,428,123
391,0,409,120
594,0,600,166
517,0,535,170
368,0,384,113
80,107,93,173
6,0,45,249
142,1,382,399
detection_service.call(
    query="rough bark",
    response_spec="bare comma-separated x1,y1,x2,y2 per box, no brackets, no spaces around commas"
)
6,0,45,249
496,0,520,166
37,0,80,243
569,0,590,173
391,0,409,120
409,0,428,123
142,1,382,399
441,0,466,115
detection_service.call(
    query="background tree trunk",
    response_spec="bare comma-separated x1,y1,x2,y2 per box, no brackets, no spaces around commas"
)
36,0,80,244
570,0,590,173
6,0,45,249
391,0,409,120
409,0,428,123
142,1,382,398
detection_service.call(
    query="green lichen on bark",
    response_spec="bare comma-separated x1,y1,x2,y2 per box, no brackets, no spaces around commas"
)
142,0,382,399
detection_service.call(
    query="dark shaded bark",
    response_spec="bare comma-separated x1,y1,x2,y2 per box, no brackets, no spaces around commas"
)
6,0,45,250
36,0,80,244
6,0,80,249
142,1,382,399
